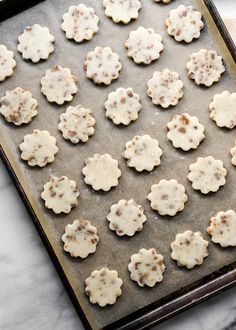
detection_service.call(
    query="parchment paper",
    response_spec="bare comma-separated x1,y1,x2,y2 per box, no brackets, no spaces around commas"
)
0,0,236,329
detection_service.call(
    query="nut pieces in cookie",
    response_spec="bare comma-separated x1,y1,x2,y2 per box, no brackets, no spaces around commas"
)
103,0,141,24
0,44,16,82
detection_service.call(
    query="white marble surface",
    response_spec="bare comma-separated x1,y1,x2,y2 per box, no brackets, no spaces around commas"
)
1,1,236,330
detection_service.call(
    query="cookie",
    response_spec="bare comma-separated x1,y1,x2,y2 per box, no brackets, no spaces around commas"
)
62,219,99,258
82,153,121,191
104,87,141,125
207,210,236,247
17,24,55,63
84,47,122,85
209,91,236,129
0,87,38,126
188,156,227,194
186,49,225,87
19,129,58,167
85,267,123,307
41,65,78,105
147,179,187,216
230,142,236,166
61,4,99,43
41,175,80,214
58,104,96,143
125,27,164,64
171,230,209,269
128,248,165,287
0,44,16,82
147,69,184,108
107,199,146,236
167,113,205,151
103,0,141,24
123,135,162,172
165,5,204,43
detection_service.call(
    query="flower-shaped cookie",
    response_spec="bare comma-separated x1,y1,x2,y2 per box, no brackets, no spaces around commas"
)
41,175,80,214
41,65,78,104
103,0,141,24
123,135,163,172
58,104,96,143
230,142,236,166
61,4,99,43
147,69,184,108
0,87,38,126
82,153,121,191
62,219,99,257
19,130,58,167
0,44,16,81
187,156,227,194
85,267,123,307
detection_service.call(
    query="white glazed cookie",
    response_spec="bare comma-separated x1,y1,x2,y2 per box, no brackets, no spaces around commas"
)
19,129,58,167
61,4,99,43
123,135,163,172
147,179,187,216
165,5,204,43
103,0,141,24
186,49,225,87
62,219,99,258
17,24,55,63
125,27,164,64
187,156,227,194
58,104,95,143
41,65,78,105
0,44,16,82
230,142,236,166
209,91,236,129
41,175,80,214
104,87,141,125
82,153,121,191
0,87,38,125
85,267,123,307
207,210,236,247
171,230,209,269
107,199,146,236
147,69,184,108
167,113,205,151
128,248,165,287
84,47,122,85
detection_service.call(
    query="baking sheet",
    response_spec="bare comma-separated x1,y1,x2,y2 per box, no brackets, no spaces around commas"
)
0,0,236,329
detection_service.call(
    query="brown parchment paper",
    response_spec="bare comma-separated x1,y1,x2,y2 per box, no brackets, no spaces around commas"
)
0,0,236,329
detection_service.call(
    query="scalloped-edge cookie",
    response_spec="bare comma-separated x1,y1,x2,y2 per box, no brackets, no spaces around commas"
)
0,44,16,82
84,46,122,85
207,210,236,247
61,4,99,43
128,248,165,287
107,199,146,236
187,156,227,194
62,219,99,258
147,69,184,108
41,65,78,104
41,175,80,214
17,24,55,63
58,104,95,143
167,113,205,151
230,142,236,166
125,27,164,64
19,129,58,167
82,153,121,191
171,230,209,269
165,5,204,43
0,87,38,126
186,49,225,87
209,91,236,129
147,179,187,216
85,267,123,307
123,135,163,172
103,0,141,24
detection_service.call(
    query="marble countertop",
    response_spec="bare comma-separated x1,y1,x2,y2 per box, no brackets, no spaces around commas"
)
1,1,236,330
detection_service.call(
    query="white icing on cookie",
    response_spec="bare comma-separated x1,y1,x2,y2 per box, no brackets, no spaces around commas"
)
103,0,141,24
0,44,16,81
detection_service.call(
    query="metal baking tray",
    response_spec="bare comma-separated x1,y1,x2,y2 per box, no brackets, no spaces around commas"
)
0,0,236,329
